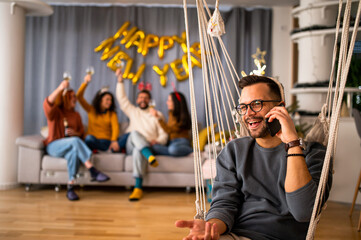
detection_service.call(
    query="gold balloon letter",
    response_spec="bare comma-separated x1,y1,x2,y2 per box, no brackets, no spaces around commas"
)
153,64,170,87
142,34,159,56
107,50,131,72
113,21,131,39
94,21,134,61
131,63,146,84
94,38,119,60
158,36,174,59
190,42,202,60
125,30,145,54
173,32,188,53
170,59,188,81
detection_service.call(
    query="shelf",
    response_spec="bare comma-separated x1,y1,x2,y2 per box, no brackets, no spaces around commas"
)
291,26,361,41
291,87,361,117
290,87,361,94
292,0,359,16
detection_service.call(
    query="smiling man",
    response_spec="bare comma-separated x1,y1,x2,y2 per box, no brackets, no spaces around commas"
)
115,69,168,201
176,75,333,240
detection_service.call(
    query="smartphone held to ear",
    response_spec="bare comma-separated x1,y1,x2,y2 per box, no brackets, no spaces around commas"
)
266,103,284,137
266,118,281,137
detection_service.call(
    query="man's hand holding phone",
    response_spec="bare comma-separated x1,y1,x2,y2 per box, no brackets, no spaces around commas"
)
265,104,299,143
266,117,281,137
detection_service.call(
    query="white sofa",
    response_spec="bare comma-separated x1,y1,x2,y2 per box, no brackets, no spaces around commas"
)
16,123,197,191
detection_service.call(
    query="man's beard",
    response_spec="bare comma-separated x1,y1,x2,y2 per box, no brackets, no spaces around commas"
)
138,102,149,110
244,117,269,138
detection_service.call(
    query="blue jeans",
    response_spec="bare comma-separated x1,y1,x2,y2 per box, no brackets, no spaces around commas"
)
46,137,92,181
85,133,130,151
152,138,193,157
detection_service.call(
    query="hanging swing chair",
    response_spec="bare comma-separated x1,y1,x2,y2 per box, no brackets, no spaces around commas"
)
182,0,361,239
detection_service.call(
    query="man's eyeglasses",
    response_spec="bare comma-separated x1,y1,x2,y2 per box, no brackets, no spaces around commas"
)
235,99,281,116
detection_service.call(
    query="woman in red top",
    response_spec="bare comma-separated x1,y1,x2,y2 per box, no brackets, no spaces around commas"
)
43,80,110,201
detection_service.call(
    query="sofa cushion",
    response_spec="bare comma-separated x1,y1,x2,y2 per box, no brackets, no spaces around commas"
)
91,153,125,171
42,155,68,171
16,135,44,149
42,153,125,172
124,154,195,174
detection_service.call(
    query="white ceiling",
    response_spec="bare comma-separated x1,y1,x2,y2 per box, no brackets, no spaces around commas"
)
42,0,299,7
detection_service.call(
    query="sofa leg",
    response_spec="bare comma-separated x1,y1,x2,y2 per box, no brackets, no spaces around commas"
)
186,186,192,193
55,184,61,192
25,184,31,192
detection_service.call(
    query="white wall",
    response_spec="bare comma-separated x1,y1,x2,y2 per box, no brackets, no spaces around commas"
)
329,118,361,204
271,6,293,105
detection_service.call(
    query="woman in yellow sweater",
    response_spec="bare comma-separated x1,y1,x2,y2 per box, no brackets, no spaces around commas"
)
149,91,192,156
76,74,127,152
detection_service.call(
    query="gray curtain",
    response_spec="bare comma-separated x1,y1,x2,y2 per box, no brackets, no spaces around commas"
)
24,5,272,135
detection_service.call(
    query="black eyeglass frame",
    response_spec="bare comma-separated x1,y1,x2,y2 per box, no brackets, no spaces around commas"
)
235,99,282,116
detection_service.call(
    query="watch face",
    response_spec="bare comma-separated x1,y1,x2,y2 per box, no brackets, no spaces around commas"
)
300,138,306,149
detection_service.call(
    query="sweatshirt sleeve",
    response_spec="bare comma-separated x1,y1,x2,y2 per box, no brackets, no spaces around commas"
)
205,143,244,233
155,111,169,145
285,142,332,222
158,115,180,135
116,82,136,117
76,82,92,112
43,97,59,121
110,112,120,141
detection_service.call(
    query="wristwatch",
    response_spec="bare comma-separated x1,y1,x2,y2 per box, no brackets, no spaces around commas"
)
285,138,306,152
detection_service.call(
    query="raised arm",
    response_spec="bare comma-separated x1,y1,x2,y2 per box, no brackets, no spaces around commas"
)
48,80,69,104
115,68,136,117
76,74,92,112
44,80,69,120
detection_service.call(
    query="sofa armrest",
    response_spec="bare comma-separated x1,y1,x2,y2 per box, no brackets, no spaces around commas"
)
16,135,44,150
16,135,44,184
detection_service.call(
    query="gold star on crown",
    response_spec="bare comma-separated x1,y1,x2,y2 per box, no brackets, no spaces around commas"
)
251,47,266,65
241,48,267,77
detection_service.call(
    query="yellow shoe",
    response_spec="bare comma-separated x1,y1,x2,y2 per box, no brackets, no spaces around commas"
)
148,156,159,168
129,188,143,201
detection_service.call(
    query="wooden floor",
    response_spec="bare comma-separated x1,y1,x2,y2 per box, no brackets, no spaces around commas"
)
0,185,360,240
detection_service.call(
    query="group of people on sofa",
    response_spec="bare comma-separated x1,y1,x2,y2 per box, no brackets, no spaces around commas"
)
43,67,193,201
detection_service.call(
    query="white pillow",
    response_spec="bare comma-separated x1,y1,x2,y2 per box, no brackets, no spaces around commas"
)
40,126,49,138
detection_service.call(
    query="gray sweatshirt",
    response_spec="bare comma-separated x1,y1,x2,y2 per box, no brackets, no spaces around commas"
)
206,137,332,240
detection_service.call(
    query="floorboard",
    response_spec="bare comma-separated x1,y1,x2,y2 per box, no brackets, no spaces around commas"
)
0,185,360,239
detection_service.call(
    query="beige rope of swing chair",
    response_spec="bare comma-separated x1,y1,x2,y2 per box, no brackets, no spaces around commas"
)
184,0,361,238
307,0,361,239
183,0,244,219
